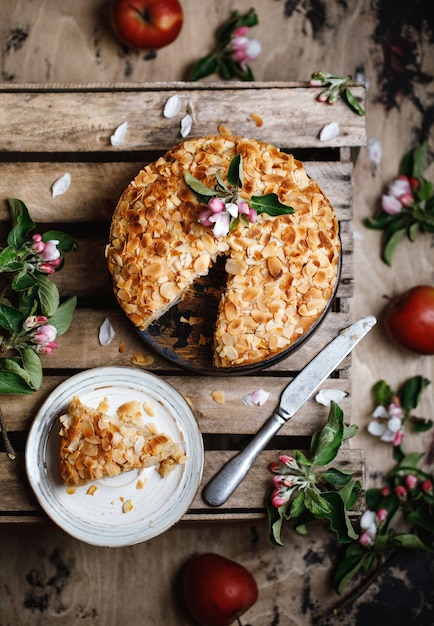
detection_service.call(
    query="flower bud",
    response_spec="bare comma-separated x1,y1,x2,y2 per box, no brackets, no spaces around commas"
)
271,489,287,508
395,485,407,499
405,474,418,490
376,508,388,523
208,197,225,214
421,479,433,494
358,531,374,546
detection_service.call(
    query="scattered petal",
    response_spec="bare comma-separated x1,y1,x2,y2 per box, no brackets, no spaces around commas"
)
367,137,382,166
315,388,347,406
51,172,71,197
367,420,387,437
352,230,363,241
110,121,128,146
180,113,192,137
163,94,182,118
319,122,340,142
242,389,270,406
99,318,115,346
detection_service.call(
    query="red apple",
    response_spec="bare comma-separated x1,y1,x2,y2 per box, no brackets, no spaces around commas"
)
181,553,258,626
109,0,183,50
382,284,434,355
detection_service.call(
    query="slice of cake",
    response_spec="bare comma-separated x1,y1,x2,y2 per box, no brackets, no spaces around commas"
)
59,396,187,487
106,134,340,368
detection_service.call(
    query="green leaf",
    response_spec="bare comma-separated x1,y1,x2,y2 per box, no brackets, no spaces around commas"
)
411,416,433,432
19,347,43,390
310,401,344,466
382,226,406,265
304,489,331,517
399,375,430,410
321,491,359,542
250,193,295,216
48,295,77,336
0,304,24,334
392,532,433,551
0,369,33,394
12,269,37,291
289,491,307,519
343,423,358,440
227,154,243,188
407,508,434,535
0,246,19,270
339,479,362,510
184,171,220,202
333,550,373,595
341,87,365,116
372,380,394,406
42,230,78,253
37,276,59,317
266,488,286,546
7,198,35,248
189,55,219,81
323,467,354,487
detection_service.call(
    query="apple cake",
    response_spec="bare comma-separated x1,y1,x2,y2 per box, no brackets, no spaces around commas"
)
59,396,187,487
106,134,340,368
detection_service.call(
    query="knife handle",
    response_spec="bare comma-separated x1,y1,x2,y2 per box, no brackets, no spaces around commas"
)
202,412,286,507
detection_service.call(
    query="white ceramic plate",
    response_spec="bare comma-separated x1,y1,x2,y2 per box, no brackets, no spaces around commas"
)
25,366,204,547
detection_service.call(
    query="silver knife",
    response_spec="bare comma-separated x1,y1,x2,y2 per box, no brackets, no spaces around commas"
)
202,315,376,507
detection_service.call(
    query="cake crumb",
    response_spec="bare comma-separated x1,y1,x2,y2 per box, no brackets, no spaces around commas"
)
250,112,263,127
212,390,225,404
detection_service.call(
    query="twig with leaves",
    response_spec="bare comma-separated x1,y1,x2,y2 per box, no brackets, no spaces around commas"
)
189,9,261,82
0,198,77,457
310,71,366,116
330,376,433,615
365,141,434,265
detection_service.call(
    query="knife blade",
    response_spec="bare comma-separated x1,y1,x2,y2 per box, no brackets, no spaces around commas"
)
202,315,376,507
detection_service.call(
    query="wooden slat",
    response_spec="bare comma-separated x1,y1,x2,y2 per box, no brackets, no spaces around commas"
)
0,83,366,153
0,448,364,524
0,83,364,524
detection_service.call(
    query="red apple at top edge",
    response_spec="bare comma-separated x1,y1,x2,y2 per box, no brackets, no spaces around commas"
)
110,0,183,50
181,553,259,626
382,285,434,355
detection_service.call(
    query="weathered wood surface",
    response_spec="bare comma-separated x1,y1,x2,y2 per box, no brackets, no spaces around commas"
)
0,2,433,625
0,83,366,152
0,82,361,525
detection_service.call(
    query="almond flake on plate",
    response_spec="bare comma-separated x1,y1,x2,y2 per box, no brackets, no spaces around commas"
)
242,389,270,406
99,318,115,346
163,94,182,118
319,122,340,142
110,121,128,146
51,172,71,197
315,388,347,406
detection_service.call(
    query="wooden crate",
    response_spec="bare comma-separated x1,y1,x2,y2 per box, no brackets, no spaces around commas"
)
0,82,366,524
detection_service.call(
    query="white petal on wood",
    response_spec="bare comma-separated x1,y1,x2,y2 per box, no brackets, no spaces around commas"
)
315,388,347,406
51,172,71,197
319,122,340,142
242,389,270,406
163,94,182,118
110,121,128,146
99,318,115,346
180,113,192,137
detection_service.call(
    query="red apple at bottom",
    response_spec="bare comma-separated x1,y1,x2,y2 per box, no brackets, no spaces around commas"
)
110,0,183,50
382,284,434,355
182,553,258,626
